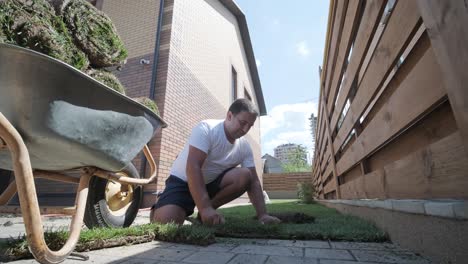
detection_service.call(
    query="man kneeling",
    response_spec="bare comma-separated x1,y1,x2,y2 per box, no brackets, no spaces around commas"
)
151,99,280,225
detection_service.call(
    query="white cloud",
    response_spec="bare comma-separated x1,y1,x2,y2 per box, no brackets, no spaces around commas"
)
272,19,280,26
260,101,318,158
256,59,262,67
296,41,310,57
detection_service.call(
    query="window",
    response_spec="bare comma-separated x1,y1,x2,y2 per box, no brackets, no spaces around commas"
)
244,87,252,101
231,67,237,102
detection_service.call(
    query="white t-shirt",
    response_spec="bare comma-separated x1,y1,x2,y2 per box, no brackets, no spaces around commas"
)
170,119,255,184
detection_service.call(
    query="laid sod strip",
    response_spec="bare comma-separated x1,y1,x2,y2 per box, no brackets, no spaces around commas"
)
215,201,388,242
62,0,127,67
0,0,89,70
0,202,387,261
0,223,215,261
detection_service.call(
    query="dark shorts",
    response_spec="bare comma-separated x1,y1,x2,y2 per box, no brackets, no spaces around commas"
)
152,168,233,216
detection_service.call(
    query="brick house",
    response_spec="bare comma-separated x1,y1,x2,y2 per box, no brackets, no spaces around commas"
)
99,0,266,207
262,154,283,173
1,0,266,207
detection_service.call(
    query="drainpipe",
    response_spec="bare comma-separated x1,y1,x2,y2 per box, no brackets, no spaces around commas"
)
140,0,165,179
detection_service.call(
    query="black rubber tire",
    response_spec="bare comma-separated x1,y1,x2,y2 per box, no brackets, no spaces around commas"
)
84,164,142,229
0,169,14,194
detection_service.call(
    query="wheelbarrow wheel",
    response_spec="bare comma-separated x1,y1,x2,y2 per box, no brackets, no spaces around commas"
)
84,164,142,228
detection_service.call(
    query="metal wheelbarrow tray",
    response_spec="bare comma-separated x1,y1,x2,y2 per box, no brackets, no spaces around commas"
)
0,43,167,263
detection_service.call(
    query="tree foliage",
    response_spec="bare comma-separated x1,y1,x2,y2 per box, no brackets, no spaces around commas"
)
281,144,311,173
309,113,317,144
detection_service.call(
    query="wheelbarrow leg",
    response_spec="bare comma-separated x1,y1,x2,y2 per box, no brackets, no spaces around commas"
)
0,112,91,264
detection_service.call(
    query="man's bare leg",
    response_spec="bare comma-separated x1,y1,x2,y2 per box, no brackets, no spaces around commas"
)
152,168,253,224
210,167,252,209
151,204,186,224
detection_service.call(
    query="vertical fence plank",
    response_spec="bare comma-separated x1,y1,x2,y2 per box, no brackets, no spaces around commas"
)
327,0,362,114
330,0,386,133
417,0,468,153
333,0,421,154
321,97,341,198
324,0,349,99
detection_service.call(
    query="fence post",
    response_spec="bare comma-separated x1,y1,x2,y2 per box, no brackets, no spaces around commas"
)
321,97,341,199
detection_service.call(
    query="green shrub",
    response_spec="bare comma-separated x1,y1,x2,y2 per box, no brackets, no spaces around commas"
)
297,182,315,203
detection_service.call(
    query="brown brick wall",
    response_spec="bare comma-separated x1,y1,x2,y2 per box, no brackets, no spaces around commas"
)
101,0,160,58
114,54,153,98
263,173,313,192
20,0,264,208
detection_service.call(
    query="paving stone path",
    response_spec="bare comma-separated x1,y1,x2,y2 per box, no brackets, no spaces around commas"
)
1,206,432,264
4,238,431,264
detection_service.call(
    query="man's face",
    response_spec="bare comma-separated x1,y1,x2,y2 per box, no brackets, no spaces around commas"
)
225,111,257,140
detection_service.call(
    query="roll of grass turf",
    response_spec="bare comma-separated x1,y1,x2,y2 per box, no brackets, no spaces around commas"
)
0,28,6,43
86,69,126,95
0,0,89,70
133,97,160,115
0,9,7,43
62,0,127,67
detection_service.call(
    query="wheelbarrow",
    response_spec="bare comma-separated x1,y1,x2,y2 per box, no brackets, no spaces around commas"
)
0,43,167,263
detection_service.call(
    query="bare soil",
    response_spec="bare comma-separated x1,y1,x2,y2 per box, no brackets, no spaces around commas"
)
270,212,315,224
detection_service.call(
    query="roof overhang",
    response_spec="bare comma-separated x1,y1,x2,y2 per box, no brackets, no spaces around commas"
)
219,0,267,116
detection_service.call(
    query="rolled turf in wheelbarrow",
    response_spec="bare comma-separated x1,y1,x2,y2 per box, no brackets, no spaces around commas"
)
0,43,167,172
0,0,89,70
133,97,160,116
61,0,128,67
0,29,5,43
86,69,126,95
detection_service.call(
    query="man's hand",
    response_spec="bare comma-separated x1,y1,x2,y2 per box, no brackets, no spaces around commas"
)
200,207,225,226
258,214,281,224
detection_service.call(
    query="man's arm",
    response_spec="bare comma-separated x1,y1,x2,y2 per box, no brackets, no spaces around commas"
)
247,168,281,224
186,146,224,225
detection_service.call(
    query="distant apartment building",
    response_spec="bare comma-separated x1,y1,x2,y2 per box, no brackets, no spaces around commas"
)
5,0,267,208
274,143,306,164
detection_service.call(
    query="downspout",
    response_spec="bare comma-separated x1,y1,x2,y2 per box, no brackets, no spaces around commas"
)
140,0,165,178
149,0,165,100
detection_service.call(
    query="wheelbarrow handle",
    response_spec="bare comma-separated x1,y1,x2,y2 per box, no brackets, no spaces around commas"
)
0,112,91,264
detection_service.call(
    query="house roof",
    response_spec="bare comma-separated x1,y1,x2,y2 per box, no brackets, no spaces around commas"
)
219,0,267,115
261,153,281,162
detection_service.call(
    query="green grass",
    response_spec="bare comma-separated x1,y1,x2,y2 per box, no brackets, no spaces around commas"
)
0,223,215,261
0,201,387,261
214,201,388,242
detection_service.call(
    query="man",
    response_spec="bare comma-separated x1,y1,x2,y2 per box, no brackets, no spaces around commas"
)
151,99,280,225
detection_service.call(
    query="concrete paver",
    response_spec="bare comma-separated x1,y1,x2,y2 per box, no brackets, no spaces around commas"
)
351,250,431,264
230,244,303,257
319,260,380,264
226,254,268,264
1,208,433,264
181,251,236,264
264,255,318,264
261,239,330,248
330,242,401,251
304,248,355,260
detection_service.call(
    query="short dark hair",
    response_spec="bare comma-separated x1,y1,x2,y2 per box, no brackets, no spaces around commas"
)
228,98,259,116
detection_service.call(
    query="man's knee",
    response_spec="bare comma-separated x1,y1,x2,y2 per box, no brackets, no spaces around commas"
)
151,204,186,225
226,167,253,189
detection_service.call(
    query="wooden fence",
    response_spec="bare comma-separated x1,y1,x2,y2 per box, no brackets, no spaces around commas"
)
263,172,312,199
312,0,468,200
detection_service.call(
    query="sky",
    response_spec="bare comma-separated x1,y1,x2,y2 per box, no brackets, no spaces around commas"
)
235,0,330,161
